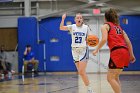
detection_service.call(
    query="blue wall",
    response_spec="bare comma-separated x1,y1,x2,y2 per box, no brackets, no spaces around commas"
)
18,16,140,72
18,17,38,72
18,17,77,72
120,15,140,71
39,17,76,72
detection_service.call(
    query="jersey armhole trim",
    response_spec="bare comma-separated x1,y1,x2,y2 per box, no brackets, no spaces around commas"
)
104,23,111,33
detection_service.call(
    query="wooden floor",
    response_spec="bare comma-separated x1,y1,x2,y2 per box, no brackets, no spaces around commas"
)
0,73,140,93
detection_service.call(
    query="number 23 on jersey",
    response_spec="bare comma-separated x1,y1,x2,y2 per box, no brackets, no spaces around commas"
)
75,37,82,43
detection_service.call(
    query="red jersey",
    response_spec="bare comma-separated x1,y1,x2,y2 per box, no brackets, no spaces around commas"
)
106,22,127,50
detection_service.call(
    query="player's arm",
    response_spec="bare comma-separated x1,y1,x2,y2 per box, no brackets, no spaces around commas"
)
123,31,136,63
93,24,108,55
59,14,68,31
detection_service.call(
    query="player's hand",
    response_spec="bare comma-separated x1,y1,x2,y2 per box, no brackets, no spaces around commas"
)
62,13,66,20
92,49,98,56
130,54,136,63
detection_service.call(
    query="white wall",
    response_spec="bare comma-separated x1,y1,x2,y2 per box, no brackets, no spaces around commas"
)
85,16,110,73
0,16,18,28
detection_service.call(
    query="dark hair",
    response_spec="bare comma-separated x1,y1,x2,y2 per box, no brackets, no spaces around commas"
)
26,44,31,48
105,8,119,25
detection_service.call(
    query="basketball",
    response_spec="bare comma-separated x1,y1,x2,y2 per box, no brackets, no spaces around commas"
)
87,35,99,47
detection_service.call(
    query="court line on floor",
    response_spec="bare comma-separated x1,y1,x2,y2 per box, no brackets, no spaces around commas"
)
48,85,78,93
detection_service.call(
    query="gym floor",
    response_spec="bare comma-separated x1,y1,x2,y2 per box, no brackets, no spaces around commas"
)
0,73,140,93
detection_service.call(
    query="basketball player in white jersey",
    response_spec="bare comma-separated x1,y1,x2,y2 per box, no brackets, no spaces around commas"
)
60,13,95,93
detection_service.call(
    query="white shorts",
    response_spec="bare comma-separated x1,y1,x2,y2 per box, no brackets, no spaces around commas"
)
72,47,89,63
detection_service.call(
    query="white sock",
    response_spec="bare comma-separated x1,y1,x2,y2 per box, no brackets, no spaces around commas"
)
87,84,92,90
87,84,95,93
87,83,91,87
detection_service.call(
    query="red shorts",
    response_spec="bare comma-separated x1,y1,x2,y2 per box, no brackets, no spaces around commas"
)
109,47,130,69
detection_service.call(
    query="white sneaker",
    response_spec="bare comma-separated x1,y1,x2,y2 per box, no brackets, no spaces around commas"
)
87,87,95,93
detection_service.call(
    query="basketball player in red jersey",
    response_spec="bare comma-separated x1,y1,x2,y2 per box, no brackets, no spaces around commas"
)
93,8,136,93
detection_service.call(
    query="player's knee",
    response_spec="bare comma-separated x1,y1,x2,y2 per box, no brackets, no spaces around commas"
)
35,60,39,64
24,62,27,65
107,73,115,83
107,75,111,83
107,73,112,82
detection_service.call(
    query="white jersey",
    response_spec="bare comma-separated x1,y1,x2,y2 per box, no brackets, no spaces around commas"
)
67,24,89,47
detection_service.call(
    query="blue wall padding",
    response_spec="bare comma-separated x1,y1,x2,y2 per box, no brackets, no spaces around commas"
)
39,17,77,71
18,17,39,72
120,15,140,71
18,16,77,72
18,16,140,72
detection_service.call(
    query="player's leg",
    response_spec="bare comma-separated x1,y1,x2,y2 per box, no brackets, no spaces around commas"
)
115,73,121,87
31,60,39,74
72,47,89,86
5,62,12,72
24,61,28,72
1,61,6,71
31,60,38,70
108,48,130,93
35,60,39,71
75,61,89,86
75,61,95,93
75,47,94,93
107,69,122,93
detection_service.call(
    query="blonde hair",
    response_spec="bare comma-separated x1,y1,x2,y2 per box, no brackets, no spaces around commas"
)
75,13,84,25
75,13,83,19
